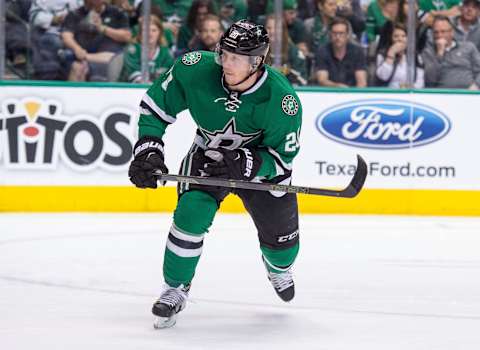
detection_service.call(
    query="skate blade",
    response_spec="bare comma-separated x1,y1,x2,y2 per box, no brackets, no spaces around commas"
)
153,314,177,329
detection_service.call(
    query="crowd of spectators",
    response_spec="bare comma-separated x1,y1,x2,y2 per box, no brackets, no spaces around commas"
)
4,0,480,88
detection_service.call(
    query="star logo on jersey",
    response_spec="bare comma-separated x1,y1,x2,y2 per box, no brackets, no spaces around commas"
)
281,95,299,116
199,118,262,150
182,51,202,66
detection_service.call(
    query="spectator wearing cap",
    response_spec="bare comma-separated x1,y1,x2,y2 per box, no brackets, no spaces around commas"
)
264,14,308,85
452,0,480,50
267,0,310,57
423,15,480,89
315,17,367,87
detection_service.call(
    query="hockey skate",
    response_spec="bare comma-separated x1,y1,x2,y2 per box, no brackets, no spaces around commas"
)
152,284,190,329
262,257,295,302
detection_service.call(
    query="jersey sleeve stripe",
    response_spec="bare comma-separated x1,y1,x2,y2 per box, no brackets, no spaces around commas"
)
141,94,176,124
266,147,293,172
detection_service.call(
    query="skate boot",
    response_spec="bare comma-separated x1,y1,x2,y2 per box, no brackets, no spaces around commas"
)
263,257,295,302
152,284,190,329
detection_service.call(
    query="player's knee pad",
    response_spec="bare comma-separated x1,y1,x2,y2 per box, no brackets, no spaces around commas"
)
259,227,300,250
174,190,219,235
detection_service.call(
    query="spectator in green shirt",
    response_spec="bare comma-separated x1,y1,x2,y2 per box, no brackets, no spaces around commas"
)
120,15,174,83
265,14,308,85
266,0,310,57
152,0,194,20
130,4,177,51
365,0,399,43
420,0,461,26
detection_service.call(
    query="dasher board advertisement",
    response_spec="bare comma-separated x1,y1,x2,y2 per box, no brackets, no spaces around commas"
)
0,85,478,192
297,92,479,191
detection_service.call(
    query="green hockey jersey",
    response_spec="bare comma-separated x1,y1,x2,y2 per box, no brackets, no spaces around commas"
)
120,43,174,83
138,50,302,181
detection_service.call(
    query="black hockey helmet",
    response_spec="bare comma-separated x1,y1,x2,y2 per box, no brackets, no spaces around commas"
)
219,20,270,58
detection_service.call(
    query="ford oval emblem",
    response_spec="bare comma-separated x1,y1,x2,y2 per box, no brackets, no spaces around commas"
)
316,99,451,149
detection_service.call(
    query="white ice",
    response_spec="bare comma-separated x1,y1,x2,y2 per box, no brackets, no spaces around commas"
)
1,213,480,350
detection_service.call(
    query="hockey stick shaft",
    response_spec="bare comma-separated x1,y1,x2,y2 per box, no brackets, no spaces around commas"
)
154,155,367,198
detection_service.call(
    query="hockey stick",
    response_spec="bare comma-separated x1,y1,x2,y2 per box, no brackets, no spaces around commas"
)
153,155,367,198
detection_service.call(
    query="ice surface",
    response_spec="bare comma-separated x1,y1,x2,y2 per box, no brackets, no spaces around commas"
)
1,213,480,350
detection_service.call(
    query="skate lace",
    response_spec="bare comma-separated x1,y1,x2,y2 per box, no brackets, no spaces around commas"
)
269,270,293,292
158,287,188,307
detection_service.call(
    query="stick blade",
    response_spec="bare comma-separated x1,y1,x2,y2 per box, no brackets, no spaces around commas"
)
340,154,368,198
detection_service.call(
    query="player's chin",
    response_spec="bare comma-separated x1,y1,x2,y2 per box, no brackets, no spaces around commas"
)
224,74,241,86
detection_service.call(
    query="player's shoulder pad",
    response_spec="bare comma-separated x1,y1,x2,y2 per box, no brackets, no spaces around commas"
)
266,66,302,118
171,50,218,81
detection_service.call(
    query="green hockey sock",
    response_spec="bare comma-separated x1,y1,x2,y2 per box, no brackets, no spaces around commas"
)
261,243,300,273
163,190,219,287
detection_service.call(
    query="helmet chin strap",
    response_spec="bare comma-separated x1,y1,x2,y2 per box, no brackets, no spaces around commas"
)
226,69,258,88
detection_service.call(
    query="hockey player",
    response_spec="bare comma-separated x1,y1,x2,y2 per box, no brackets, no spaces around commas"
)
128,19,302,328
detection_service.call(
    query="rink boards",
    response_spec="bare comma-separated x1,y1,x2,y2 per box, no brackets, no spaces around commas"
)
1,82,479,215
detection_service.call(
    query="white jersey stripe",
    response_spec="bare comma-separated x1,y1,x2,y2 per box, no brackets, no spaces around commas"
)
267,147,292,171
142,93,177,124
274,161,285,177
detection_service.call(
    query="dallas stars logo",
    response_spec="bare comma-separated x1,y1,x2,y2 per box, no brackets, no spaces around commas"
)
199,118,261,150
281,95,299,116
182,51,202,65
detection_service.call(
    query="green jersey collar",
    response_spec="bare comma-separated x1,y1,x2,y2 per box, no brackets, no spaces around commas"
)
243,69,268,95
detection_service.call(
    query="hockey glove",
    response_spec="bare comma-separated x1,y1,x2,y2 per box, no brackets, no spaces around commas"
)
128,136,168,188
203,147,262,181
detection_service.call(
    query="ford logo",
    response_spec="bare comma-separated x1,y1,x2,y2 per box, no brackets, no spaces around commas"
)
316,99,451,149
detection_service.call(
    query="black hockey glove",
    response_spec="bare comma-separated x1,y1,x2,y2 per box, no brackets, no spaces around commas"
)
203,147,262,181
128,136,168,188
